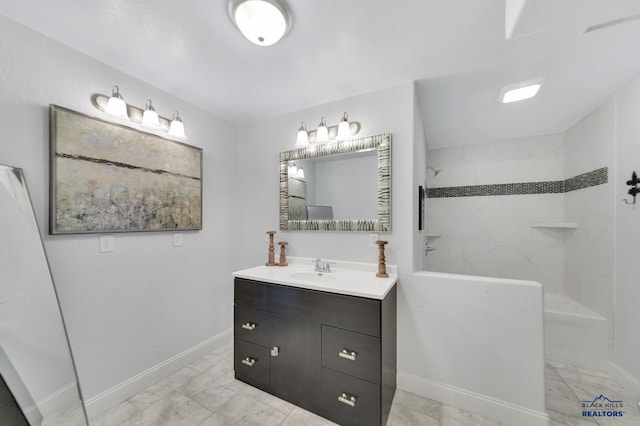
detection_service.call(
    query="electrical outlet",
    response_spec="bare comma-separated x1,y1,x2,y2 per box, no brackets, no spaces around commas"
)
173,233,183,247
369,233,379,247
99,235,114,253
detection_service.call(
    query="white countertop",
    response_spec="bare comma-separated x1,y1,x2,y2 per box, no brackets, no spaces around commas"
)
232,257,398,300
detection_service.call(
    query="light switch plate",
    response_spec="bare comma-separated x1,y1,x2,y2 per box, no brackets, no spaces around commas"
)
99,235,114,253
369,233,379,247
173,233,183,247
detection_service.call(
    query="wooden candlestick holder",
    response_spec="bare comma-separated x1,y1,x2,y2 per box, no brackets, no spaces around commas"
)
277,242,288,266
265,231,277,266
375,240,389,278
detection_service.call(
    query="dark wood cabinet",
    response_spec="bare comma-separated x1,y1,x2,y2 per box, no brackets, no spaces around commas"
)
234,277,397,425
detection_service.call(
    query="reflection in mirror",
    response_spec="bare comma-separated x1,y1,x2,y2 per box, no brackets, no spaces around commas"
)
0,165,87,425
280,133,391,232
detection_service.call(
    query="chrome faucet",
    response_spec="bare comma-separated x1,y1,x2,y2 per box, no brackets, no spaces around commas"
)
314,258,331,273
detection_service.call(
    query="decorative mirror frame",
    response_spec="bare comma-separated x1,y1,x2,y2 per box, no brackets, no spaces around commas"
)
279,133,391,231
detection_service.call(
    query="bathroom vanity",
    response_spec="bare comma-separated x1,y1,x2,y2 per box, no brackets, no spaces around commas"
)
233,258,397,426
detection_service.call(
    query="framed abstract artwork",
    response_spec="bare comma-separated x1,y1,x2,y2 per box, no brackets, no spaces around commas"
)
49,105,202,234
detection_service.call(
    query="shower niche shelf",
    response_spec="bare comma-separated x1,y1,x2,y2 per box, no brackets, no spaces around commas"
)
530,222,578,229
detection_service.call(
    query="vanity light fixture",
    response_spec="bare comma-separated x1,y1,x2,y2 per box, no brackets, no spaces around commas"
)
296,121,309,146
315,117,329,143
168,111,187,140
295,113,362,145
501,82,542,103
141,99,160,129
336,112,351,140
92,87,188,140
105,85,128,119
297,166,304,179
229,0,292,47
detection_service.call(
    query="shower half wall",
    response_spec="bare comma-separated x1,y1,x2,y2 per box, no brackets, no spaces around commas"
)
425,101,615,366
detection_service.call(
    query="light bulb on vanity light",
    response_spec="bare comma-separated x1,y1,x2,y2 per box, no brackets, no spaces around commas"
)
141,99,160,129
289,163,298,177
316,117,329,143
168,111,187,140
296,121,309,146
105,85,128,119
336,112,351,140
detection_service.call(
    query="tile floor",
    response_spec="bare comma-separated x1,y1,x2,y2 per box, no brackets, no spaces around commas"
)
91,343,640,425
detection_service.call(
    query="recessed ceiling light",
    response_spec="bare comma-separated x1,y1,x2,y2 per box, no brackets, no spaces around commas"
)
502,83,542,103
229,0,292,46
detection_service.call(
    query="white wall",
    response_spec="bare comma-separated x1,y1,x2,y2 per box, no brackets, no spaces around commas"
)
425,134,566,292
563,101,615,340
614,76,640,385
0,15,236,410
233,83,415,271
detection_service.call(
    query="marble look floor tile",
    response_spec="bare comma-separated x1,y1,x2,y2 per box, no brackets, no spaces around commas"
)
200,393,283,426
548,361,612,381
42,400,87,426
239,384,295,414
441,404,509,426
546,364,563,381
178,369,224,398
387,403,439,426
128,367,200,411
188,351,226,373
123,391,212,426
392,389,441,419
546,376,583,416
90,400,141,426
280,406,338,426
548,409,597,425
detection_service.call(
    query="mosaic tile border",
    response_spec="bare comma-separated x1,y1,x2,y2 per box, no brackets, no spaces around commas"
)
428,167,607,198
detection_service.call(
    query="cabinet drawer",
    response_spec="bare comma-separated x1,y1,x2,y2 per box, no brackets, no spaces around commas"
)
234,339,270,389
235,278,381,336
234,305,271,347
322,326,381,384
321,368,380,426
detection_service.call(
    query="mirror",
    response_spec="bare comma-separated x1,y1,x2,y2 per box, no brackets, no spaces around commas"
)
279,133,391,232
0,165,87,425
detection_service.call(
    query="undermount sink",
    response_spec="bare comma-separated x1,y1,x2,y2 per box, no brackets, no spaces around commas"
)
289,271,337,282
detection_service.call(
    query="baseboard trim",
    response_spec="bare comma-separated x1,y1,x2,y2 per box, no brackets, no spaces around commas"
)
84,328,232,419
608,360,640,400
397,371,549,426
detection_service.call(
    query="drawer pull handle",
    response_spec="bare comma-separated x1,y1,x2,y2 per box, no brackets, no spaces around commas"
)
338,392,357,407
338,349,357,361
241,357,256,367
242,322,256,331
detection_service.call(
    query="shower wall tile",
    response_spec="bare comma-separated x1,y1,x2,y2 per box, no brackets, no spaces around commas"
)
425,193,565,292
564,101,615,341
427,133,564,187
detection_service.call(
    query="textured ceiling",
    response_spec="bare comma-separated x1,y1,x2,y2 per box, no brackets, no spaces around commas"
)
1,0,640,148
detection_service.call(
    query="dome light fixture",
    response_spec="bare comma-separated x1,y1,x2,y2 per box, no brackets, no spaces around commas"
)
229,0,292,46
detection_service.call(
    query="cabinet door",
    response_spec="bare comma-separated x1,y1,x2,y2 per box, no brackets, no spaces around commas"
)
269,313,321,412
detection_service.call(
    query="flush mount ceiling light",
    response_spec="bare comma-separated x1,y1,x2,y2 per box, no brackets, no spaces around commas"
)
229,0,292,46
501,82,542,103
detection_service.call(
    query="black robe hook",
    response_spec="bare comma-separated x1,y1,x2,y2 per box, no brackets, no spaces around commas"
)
624,171,639,205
